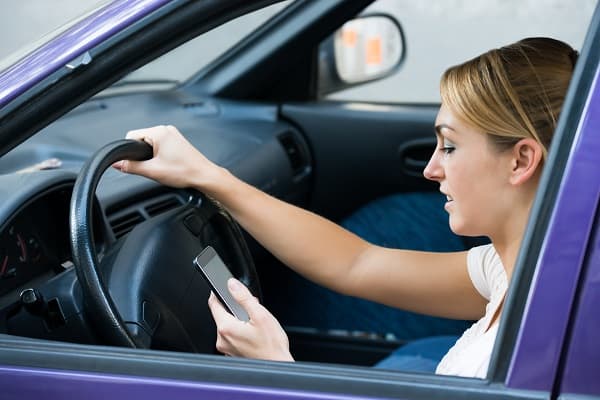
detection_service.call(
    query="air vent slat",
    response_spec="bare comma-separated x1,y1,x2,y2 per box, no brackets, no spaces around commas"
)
107,195,183,240
109,211,144,239
278,132,309,178
145,196,182,216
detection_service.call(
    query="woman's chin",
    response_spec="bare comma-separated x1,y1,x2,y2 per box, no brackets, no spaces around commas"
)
450,221,487,239
449,218,471,237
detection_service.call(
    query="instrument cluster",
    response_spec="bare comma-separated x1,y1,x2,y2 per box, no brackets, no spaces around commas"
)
0,188,72,297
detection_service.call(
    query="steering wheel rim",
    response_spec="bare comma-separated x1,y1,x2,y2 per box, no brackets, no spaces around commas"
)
70,139,260,348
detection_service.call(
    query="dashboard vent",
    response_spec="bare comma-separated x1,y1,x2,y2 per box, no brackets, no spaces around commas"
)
109,211,144,239
278,132,309,177
108,194,184,239
145,195,183,216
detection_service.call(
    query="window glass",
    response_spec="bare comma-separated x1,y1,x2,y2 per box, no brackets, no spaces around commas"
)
327,0,595,103
101,0,293,95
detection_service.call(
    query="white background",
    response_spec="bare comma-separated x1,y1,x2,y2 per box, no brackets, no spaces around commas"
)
0,0,596,103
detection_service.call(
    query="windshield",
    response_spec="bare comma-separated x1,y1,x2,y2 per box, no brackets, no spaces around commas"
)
0,1,111,74
100,0,293,95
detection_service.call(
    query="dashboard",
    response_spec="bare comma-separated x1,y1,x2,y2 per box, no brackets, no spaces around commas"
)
0,89,312,347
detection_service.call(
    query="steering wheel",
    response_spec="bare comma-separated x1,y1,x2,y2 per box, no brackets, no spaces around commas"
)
69,139,261,350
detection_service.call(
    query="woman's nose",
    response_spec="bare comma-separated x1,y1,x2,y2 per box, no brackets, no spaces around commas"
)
423,152,442,181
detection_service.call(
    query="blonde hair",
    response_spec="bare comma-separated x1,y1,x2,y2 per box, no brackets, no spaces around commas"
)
440,37,577,159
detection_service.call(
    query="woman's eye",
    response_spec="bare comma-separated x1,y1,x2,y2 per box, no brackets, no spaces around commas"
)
440,139,455,154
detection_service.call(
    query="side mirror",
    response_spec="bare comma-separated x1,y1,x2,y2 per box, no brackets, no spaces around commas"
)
318,14,405,96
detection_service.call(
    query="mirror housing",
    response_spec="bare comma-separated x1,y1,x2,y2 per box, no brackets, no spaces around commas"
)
318,14,405,96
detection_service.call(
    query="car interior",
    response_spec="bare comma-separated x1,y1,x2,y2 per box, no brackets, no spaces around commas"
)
0,0,441,368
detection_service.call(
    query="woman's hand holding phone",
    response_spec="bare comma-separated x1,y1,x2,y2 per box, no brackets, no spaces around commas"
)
208,278,294,362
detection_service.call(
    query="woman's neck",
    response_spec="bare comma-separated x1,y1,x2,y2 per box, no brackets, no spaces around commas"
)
490,201,533,281
492,237,521,281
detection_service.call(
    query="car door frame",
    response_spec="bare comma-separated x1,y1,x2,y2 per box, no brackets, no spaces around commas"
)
488,3,600,395
1,0,599,399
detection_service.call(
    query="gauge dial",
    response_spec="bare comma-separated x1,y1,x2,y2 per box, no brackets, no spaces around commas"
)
27,235,42,263
0,225,28,279
0,249,8,278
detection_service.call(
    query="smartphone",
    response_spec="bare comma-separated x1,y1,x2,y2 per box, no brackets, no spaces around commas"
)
194,245,250,322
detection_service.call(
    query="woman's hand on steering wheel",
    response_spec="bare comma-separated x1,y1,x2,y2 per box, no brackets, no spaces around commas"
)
113,125,223,190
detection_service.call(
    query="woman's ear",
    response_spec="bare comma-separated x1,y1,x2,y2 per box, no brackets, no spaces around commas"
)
509,138,544,186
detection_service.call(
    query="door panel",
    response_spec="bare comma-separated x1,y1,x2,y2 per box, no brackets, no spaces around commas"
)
280,102,439,221
0,340,550,400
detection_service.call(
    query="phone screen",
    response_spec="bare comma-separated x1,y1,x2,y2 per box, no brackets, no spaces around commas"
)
194,246,250,322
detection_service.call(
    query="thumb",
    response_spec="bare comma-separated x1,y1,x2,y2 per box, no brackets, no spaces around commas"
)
113,158,154,177
227,278,261,319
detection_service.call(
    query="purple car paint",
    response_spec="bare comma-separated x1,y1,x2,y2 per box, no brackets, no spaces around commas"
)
506,66,600,392
0,366,387,400
560,204,600,396
0,0,171,108
550,70,600,396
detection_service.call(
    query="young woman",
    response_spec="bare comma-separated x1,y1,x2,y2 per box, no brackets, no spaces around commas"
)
114,37,578,378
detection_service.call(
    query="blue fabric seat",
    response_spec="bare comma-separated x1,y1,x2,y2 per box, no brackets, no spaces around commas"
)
276,192,487,370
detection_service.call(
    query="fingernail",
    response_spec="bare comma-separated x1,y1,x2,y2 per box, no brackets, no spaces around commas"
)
228,278,242,293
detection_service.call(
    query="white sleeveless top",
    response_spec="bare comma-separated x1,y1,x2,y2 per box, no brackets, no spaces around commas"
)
435,244,507,378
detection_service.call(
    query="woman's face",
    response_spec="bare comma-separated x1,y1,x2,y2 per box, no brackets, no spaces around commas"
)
423,104,514,237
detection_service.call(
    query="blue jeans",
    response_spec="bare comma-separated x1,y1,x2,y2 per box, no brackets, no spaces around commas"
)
274,193,479,370
374,335,459,372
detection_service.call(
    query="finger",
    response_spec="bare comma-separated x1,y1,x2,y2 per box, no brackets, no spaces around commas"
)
113,159,147,176
208,292,237,327
227,278,264,321
125,127,160,147
118,155,170,179
111,160,125,171
111,159,146,172
126,128,150,142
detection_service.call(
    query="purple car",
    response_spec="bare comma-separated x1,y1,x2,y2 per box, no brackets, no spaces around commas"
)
0,0,599,399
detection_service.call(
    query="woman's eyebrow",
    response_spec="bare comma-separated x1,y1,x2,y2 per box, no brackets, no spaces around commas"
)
434,124,455,135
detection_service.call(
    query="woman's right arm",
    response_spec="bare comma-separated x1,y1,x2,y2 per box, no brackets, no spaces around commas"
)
116,125,487,320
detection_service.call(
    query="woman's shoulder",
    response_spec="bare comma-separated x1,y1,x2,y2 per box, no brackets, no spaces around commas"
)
467,244,505,301
467,243,497,260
